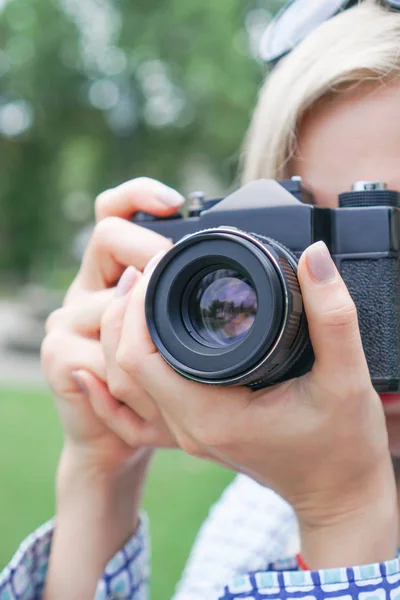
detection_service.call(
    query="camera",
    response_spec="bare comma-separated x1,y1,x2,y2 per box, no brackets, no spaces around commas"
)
134,178,400,392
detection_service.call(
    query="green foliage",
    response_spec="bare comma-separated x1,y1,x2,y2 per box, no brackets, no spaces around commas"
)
0,0,284,281
0,385,234,599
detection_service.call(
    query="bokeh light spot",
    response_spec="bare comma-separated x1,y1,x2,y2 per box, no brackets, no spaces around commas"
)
0,100,33,137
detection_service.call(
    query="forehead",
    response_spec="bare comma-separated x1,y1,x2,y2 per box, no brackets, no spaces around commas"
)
290,79,400,207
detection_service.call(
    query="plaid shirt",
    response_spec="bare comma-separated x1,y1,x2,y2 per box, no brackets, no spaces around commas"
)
1,474,399,599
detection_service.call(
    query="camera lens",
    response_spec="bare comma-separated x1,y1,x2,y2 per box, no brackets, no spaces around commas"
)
145,228,313,390
190,269,258,346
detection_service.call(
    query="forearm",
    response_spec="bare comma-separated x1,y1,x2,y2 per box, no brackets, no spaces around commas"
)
43,444,151,600
299,454,398,569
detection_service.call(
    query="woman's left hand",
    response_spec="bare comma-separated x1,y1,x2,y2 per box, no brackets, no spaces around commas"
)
102,241,398,569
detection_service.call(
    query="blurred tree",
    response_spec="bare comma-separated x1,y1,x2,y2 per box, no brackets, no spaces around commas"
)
0,0,284,281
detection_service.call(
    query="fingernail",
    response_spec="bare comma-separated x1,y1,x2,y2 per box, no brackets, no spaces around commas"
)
306,241,336,283
144,250,166,276
115,266,137,297
71,371,88,395
155,185,185,207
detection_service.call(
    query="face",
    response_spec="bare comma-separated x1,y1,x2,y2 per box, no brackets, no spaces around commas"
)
289,78,400,456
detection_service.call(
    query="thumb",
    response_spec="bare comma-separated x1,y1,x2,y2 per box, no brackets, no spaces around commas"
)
297,241,370,389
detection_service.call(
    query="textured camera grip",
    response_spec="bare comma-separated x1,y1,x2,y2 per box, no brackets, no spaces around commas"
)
341,257,400,387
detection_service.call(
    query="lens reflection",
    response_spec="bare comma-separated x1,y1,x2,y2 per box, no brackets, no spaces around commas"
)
191,269,257,346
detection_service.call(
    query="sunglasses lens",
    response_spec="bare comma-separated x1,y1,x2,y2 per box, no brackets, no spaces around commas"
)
260,0,349,63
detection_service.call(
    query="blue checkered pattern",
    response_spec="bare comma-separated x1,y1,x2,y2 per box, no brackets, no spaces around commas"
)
94,515,149,599
0,517,149,599
0,520,53,600
220,557,400,599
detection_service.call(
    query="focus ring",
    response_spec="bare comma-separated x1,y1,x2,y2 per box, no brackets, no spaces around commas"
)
277,256,302,349
233,236,306,389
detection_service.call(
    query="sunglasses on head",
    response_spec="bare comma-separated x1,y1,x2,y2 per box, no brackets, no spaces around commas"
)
260,0,400,65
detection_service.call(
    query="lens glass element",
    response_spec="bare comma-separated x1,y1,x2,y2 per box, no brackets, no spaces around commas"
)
190,269,258,346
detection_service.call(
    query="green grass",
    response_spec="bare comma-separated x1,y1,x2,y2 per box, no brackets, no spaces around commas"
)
0,386,233,599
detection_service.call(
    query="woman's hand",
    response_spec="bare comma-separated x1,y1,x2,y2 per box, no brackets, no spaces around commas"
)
41,178,181,599
42,177,181,468
105,240,398,569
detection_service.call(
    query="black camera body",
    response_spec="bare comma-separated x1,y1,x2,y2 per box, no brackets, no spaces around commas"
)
135,179,400,392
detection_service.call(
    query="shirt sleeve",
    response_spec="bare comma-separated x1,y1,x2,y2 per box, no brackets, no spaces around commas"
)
94,514,149,599
219,555,400,600
0,519,54,600
0,516,150,600
173,475,299,600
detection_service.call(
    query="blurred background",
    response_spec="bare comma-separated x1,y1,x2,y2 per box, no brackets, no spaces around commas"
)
0,0,283,597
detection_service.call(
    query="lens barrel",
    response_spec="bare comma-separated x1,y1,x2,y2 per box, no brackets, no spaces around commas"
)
145,228,313,390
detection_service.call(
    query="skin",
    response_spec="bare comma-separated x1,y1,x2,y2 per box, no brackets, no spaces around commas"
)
41,79,400,597
289,78,400,456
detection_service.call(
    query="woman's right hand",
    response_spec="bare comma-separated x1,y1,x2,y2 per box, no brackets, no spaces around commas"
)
102,240,399,572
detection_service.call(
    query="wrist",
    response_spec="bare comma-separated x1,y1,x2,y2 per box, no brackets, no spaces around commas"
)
297,454,398,569
56,441,152,533
59,436,147,479
44,444,152,600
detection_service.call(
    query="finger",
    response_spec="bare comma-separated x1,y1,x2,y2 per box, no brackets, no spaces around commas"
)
298,241,370,389
95,177,184,222
46,288,115,336
101,267,141,371
101,268,162,421
41,333,107,398
81,371,177,448
117,252,165,363
75,217,173,292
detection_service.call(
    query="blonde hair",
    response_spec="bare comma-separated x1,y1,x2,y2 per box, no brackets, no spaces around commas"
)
242,0,400,183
